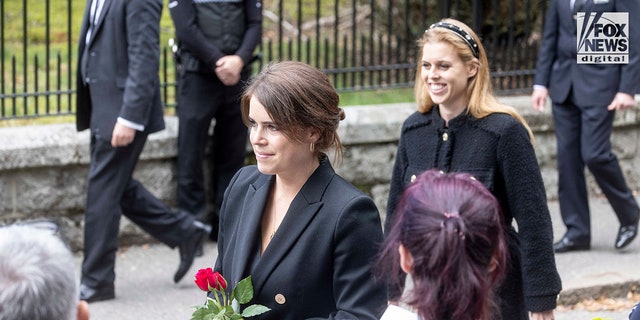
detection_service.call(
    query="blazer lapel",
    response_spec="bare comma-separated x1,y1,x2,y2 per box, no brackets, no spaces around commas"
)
88,0,113,47
81,0,93,34
250,160,335,295
229,174,272,285
78,0,94,52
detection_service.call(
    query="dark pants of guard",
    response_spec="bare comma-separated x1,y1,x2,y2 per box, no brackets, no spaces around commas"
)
176,68,249,235
552,93,639,243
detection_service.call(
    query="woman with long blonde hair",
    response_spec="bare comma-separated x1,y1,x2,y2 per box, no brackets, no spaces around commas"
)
385,18,561,320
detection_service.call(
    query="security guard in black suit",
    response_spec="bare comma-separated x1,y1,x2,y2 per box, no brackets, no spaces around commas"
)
168,0,262,241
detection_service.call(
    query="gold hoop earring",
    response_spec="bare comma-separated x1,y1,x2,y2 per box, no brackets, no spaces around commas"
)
310,142,315,153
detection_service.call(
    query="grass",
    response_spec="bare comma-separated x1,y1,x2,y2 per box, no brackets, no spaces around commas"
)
0,0,415,126
0,87,415,127
340,87,414,106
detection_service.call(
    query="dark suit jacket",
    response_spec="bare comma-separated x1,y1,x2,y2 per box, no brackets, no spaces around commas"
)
76,0,165,139
534,0,640,106
214,159,387,320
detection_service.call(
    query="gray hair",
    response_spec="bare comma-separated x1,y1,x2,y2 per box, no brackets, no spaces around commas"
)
0,224,78,320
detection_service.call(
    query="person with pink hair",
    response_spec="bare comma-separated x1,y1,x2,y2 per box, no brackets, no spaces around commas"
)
377,170,508,320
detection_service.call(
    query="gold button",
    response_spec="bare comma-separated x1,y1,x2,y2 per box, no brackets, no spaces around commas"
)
410,175,416,182
275,293,286,305
442,132,448,141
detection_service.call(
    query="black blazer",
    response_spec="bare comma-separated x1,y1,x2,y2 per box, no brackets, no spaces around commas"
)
214,159,387,320
76,0,165,139
534,0,640,106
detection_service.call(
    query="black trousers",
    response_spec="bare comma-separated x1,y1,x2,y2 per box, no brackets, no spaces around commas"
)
552,97,639,242
175,69,249,224
81,132,195,288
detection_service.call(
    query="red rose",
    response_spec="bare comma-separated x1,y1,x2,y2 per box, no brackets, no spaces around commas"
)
194,268,227,292
191,273,270,319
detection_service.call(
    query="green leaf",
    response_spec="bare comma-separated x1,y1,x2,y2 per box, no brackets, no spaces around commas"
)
191,306,225,320
233,276,254,304
190,306,209,320
215,308,228,317
206,298,222,313
229,288,236,303
241,304,271,317
224,305,235,314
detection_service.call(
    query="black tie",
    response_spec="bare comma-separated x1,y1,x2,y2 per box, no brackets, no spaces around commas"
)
81,0,101,83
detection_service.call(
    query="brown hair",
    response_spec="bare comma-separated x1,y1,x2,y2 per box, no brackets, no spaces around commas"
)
414,18,534,143
241,61,345,162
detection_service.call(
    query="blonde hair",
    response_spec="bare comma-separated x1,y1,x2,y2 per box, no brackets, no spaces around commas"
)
414,18,534,143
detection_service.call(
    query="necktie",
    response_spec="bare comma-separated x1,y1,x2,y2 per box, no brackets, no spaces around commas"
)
81,0,102,83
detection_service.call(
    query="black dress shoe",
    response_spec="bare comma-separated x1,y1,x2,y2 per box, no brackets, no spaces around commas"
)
615,223,638,249
553,237,590,253
79,283,115,303
174,221,211,283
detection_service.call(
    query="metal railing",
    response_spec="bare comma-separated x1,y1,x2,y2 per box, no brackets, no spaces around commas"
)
0,0,545,120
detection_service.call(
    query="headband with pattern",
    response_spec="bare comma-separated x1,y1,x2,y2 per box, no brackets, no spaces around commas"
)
428,22,480,58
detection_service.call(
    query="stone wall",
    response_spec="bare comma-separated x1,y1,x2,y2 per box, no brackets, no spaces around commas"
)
1,96,639,251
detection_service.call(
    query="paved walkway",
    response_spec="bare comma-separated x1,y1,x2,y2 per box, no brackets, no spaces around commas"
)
77,197,640,320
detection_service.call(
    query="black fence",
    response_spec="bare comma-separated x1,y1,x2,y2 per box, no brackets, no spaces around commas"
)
0,0,546,120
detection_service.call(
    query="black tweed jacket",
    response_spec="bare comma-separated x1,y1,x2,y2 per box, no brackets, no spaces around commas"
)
386,105,562,318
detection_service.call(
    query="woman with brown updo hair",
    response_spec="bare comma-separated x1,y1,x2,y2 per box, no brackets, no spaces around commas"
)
211,60,387,319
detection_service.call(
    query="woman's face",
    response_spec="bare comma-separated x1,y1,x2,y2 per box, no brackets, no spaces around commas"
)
420,41,476,113
247,96,316,178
